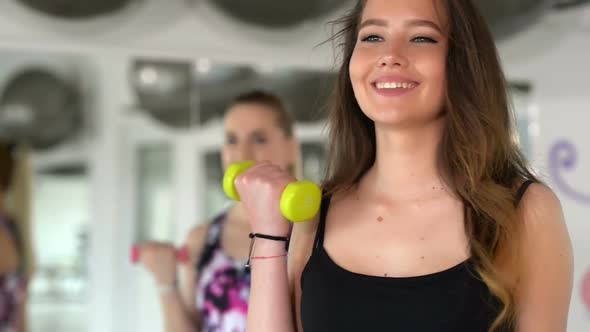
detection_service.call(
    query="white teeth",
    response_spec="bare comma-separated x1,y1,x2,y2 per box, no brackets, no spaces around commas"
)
376,82,415,89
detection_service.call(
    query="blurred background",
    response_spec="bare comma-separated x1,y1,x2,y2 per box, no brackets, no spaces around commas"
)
0,0,588,331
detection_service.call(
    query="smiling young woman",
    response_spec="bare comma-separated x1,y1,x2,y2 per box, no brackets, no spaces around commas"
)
234,1,574,332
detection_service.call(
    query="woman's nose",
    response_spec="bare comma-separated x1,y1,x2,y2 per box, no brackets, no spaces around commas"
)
236,144,253,162
377,45,409,68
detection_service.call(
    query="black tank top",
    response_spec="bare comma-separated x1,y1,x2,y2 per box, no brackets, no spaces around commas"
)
300,180,534,332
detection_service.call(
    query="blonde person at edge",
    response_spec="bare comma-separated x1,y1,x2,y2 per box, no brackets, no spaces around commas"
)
234,1,573,332
0,142,28,332
138,91,300,332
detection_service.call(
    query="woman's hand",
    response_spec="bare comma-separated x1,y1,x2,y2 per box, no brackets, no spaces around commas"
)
138,242,178,285
234,161,294,237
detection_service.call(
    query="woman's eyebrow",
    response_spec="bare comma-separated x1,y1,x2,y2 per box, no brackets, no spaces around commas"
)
406,19,442,33
360,18,442,34
359,18,388,29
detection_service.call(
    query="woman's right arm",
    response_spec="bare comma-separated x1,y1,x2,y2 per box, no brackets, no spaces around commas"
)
246,238,294,332
245,206,317,332
139,225,208,332
234,162,315,332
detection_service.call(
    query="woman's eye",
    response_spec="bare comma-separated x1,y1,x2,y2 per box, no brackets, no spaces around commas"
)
254,136,267,144
412,36,437,44
361,35,383,43
225,136,237,145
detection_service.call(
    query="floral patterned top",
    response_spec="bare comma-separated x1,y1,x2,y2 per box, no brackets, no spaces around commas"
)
0,217,25,332
195,213,250,332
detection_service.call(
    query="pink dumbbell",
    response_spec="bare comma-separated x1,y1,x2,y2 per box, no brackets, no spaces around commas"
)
130,244,190,264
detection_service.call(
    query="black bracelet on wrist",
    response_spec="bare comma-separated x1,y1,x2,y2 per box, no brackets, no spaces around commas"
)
249,233,289,242
246,233,290,269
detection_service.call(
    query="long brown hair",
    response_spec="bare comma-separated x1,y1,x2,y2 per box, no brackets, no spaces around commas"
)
0,141,15,193
227,90,300,177
229,90,294,138
322,1,538,330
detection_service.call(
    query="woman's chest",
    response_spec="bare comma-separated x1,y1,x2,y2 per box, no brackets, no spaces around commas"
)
324,198,469,278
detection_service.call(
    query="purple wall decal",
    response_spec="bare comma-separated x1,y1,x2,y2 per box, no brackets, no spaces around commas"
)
549,140,590,205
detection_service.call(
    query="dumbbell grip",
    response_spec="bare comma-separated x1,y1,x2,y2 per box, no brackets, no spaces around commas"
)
223,161,321,223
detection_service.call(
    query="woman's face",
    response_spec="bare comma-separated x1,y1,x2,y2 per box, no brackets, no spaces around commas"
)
222,103,296,172
349,0,449,129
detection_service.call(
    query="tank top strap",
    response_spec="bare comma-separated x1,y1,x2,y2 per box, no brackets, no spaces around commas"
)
313,194,331,251
196,212,227,272
514,179,535,207
207,213,226,246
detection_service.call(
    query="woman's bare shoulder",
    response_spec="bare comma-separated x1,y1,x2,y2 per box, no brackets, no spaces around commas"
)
0,227,19,273
184,219,215,261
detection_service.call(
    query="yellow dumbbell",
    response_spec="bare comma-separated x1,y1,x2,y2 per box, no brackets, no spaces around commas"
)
223,161,321,223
